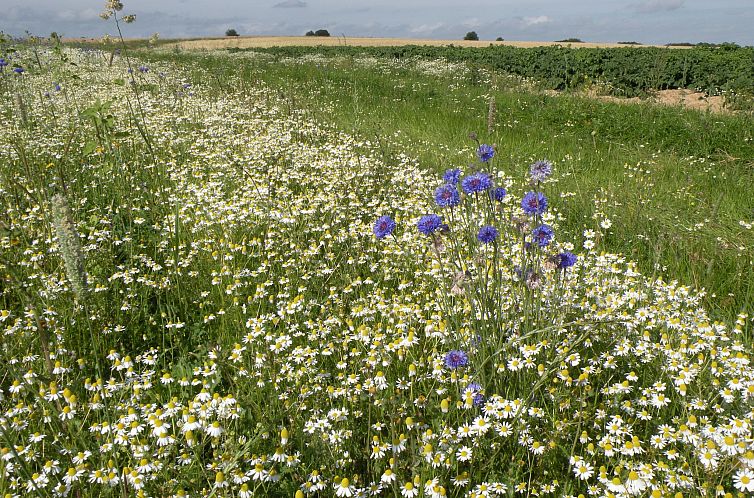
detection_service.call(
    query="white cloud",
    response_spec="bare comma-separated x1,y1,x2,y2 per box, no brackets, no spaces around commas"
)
520,16,552,28
410,22,447,34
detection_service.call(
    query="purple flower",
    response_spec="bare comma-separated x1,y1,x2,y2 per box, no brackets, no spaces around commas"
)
555,251,577,269
373,215,396,239
532,224,554,247
417,214,443,235
464,382,485,407
444,350,469,369
13,67,24,74
434,184,460,207
521,191,548,216
529,160,553,182
443,168,461,184
491,187,507,202
138,66,149,73
477,144,495,162
461,172,493,194
0,58,7,68
477,225,498,244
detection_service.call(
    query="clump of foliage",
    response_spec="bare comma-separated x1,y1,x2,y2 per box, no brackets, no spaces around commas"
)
464,31,479,41
225,28,239,37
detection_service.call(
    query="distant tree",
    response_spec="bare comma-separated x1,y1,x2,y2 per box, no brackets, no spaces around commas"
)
495,37,504,41
225,28,239,37
717,42,741,50
305,30,315,36
314,29,330,37
464,31,479,41
617,41,641,45
555,38,584,43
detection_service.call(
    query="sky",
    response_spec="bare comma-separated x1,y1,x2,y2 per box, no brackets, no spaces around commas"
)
3,0,753,46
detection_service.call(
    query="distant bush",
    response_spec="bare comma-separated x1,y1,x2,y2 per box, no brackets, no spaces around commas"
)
225,29,239,37
666,42,695,47
696,42,741,50
314,29,330,37
555,38,583,43
305,30,315,36
495,37,504,42
618,41,641,45
464,31,479,41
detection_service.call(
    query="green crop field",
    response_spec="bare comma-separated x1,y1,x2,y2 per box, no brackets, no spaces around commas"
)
1,28,754,497
228,44,754,98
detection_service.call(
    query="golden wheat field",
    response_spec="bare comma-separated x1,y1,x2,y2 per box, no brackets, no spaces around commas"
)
166,35,685,50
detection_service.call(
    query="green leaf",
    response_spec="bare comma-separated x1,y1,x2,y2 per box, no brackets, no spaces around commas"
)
82,141,97,156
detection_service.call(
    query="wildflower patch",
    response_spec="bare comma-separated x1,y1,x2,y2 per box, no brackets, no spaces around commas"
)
0,44,753,498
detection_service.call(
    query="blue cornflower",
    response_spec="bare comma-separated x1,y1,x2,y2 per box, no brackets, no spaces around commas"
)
491,187,507,202
461,172,493,194
465,382,485,407
434,184,460,207
443,168,461,184
532,224,554,247
138,66,149,73
0,58,7,68
373,215,396,239
555,251,577,269
417,214,443,235
521,191,548,216
13,67,24,74
477,144,495,162
53,82,61,92
529,160,553,182
444,350,469,369
477,225,498,244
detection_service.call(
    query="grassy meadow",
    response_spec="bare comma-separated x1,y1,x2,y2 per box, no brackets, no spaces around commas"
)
143,48,754,322
1,30,754,498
